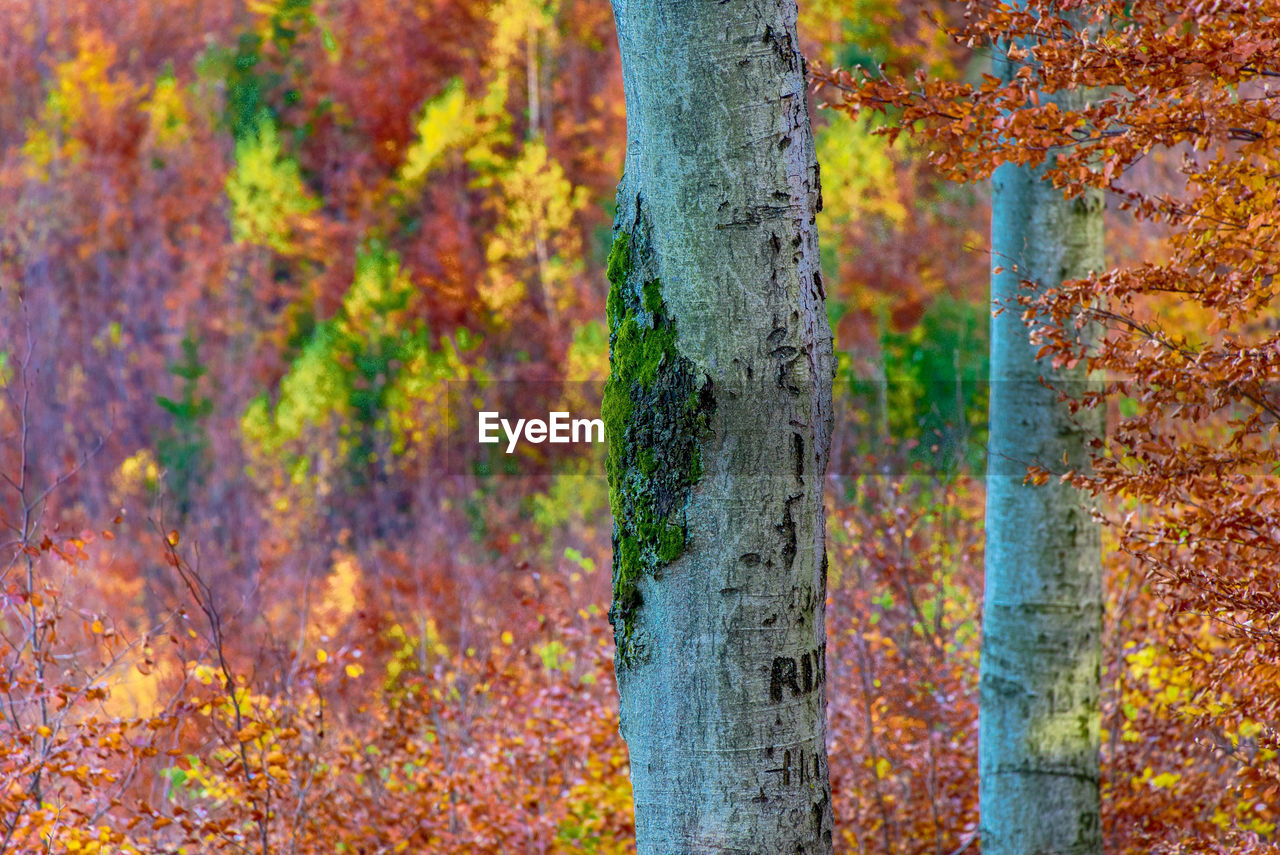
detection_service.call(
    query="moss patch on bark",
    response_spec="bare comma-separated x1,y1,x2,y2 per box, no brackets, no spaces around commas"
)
603,232,714,667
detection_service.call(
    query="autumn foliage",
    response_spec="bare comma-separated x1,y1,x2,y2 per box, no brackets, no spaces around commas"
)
0,0,1275,851
820,0,1280,850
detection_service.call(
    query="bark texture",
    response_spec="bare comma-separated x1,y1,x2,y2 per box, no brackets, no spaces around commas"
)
979,80,1105,854
606,2,835,852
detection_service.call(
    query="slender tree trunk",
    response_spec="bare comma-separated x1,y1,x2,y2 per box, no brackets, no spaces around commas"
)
979,65,1105,854
605,2,834,852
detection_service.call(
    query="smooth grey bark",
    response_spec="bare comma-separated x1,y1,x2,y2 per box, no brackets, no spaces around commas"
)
605,2,834,852
979,71,1105,855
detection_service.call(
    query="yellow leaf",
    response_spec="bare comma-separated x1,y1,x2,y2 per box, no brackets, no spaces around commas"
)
399,79,475,186
345,663,364,679
226,118,320,254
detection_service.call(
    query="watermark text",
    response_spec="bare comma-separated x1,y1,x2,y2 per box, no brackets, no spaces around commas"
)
478,411,606,453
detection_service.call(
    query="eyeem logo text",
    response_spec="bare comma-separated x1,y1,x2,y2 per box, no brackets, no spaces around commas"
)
478,411,605,454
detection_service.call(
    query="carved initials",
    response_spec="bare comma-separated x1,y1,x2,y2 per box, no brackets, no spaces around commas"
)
769,644,826,702
765,748,824,787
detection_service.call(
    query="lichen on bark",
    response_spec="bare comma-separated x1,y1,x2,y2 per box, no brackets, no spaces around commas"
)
603,232,714,667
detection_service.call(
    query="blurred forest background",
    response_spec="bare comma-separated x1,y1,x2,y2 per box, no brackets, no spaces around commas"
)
0,0,1258,852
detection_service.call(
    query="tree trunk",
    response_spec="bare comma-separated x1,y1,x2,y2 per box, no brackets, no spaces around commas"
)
979,76,1105,854
605,2,835,852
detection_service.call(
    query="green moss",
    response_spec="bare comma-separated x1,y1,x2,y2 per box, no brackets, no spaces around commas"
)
611,315,676,388
603,230,715,668
642,280,664,316
655,524,686,563
605,233,630,330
